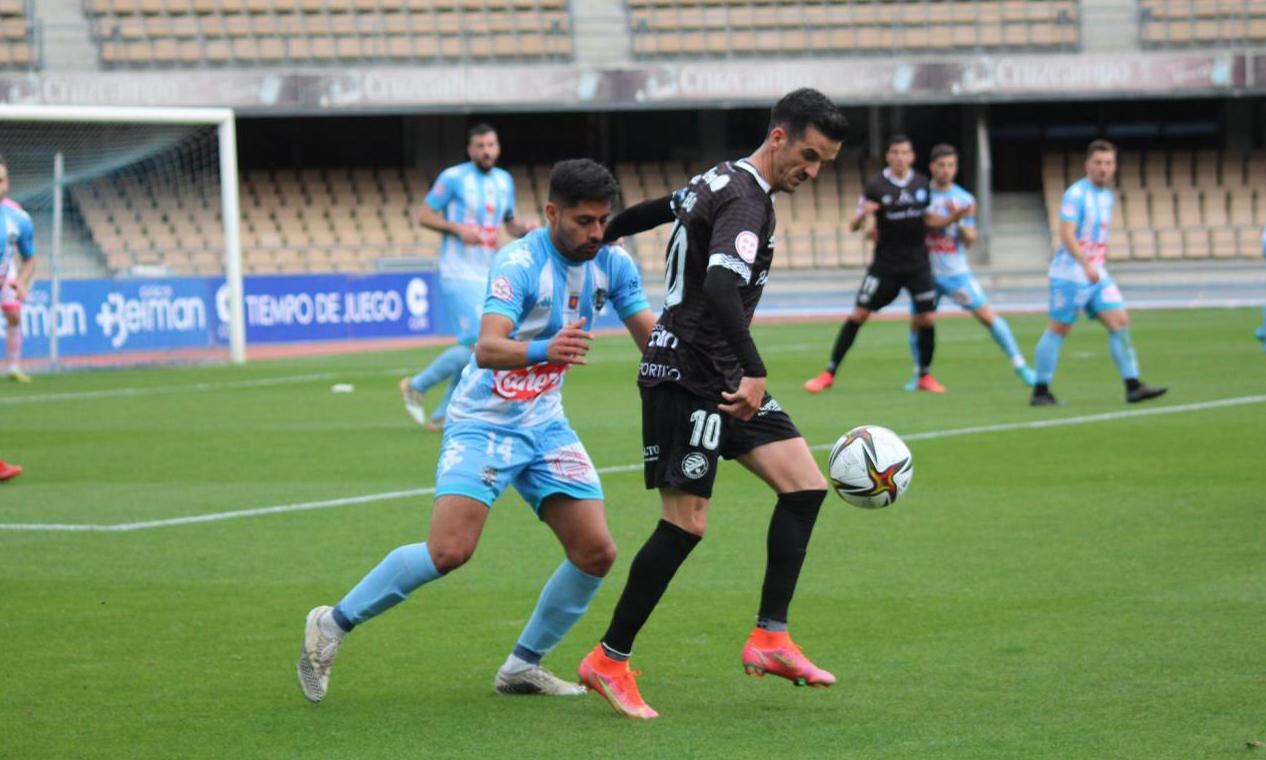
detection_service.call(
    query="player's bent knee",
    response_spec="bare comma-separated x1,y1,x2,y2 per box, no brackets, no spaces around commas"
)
572,538,617,577
427,541,477,573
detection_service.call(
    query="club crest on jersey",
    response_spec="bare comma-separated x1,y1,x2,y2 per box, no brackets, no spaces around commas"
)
593,288,607,312
735,231,760,264
491,275,514,303
681,452,709,480
915,188,928,202
568,294,579,310
492,363,568,401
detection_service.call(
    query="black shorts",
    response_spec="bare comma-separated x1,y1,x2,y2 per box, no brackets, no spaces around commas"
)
641,382,802,499
855,266,937,314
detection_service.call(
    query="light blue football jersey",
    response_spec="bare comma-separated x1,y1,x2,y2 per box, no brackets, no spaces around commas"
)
425,161,517,284
445,228,649,428
925,183,976,279
1051,177,1114,283
1,199,35,277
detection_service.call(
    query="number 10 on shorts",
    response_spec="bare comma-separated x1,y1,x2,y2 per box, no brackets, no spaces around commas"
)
689,410,721,450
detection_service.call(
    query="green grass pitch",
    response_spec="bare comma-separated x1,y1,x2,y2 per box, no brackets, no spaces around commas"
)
3,308,1264,759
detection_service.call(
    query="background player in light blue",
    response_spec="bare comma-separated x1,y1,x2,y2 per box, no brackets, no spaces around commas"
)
1030,140,1166,406
903,144,1035,390
0,156,36,383
1256,223,1266,351
300,159,657,703
400,123,537,430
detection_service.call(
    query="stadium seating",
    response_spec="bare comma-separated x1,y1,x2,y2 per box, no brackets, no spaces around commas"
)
628,0,1080,58
71,158,886,275
1138,0,1266,48
0,0,37,70
1042,149,1266,261
84,0,574,68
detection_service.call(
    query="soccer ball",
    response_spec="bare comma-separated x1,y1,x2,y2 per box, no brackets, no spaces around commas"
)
828,425,914,508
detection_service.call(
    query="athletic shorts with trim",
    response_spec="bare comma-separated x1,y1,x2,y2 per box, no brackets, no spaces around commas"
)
914,272,987,313
440,276,487,347
1048,275,1126,325
434,418,603,514
856,266,937,314
641,382,802,499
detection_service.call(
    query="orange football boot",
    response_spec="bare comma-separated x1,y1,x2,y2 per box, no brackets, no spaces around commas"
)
578,645,659,720
741,628,836,687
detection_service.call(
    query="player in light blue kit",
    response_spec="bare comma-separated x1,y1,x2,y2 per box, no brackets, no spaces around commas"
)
300,159,657,703
1030,140,1166,406
903,144,1035,390
1255,223,1266,351
400,123,537,430
0,156,36,383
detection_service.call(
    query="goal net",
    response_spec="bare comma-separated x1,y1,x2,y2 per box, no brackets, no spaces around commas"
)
0,106,243,369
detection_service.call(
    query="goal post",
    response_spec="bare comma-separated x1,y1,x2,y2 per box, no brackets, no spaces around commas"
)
0,105,245,366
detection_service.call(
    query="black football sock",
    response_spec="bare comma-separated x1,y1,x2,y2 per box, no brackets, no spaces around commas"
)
1034,382,1050,396
916,326,935,376
757,490,826,626
1125,378,1141,392
826,319,862,373
601,519,701,656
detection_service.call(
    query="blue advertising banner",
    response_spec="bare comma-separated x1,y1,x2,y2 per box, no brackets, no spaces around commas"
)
10,272,442,360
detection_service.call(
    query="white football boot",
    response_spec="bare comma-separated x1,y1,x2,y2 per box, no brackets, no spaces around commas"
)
494,664,587,696
297,606,344,703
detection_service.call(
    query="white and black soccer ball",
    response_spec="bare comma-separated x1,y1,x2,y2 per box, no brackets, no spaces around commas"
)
827,425,914,509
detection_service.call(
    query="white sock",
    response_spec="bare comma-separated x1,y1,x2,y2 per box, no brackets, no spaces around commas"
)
1011,355,1026,369
500,653,534,674
318,609,347,641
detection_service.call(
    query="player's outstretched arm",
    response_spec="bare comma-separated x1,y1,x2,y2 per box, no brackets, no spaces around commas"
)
603,195,675,243
622,308,656,353
925,203,973,229
474,313,592,370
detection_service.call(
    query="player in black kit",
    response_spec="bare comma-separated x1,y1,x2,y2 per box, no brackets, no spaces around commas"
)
804,135,971,394
576,89,848,720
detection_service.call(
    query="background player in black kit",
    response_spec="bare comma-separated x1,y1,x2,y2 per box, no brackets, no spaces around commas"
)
804,135,971,394
575,89,848,720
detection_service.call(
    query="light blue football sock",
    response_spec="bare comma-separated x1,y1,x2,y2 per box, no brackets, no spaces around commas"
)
907,328,919,373
333,542,442,628
989,316,1026,368
409,344,472,395
1035,330,1065,385
513,559,604,662
1108,328,1140,380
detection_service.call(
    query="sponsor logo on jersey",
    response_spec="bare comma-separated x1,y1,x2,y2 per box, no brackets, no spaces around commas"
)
491,276,514,303
640,361,682,380
757,396,783,416
648,325,678,349
643,445,660,463
735,231,760,264
492,362,568,401
681,452,709,480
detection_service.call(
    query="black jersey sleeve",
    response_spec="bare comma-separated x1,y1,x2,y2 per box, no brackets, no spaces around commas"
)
603,195,675,243
704,195,768,285
863,177,884,204
701,265,766,378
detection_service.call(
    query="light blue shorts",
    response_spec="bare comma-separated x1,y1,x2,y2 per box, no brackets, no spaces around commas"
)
931,272,988,312
1048,276,1126,325
440,277,487,347
434,419,604,514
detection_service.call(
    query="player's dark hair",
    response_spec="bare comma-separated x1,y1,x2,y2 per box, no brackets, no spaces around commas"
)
930,143,957,161
1087,139,1116,158
768,88,848,142
548,158,620,208
886,134,913,151
467,122,496,141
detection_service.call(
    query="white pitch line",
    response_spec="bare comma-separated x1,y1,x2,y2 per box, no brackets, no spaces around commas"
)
4,393,1264,534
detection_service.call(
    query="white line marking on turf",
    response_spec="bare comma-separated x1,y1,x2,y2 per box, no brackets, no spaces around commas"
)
4,394,1263,534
